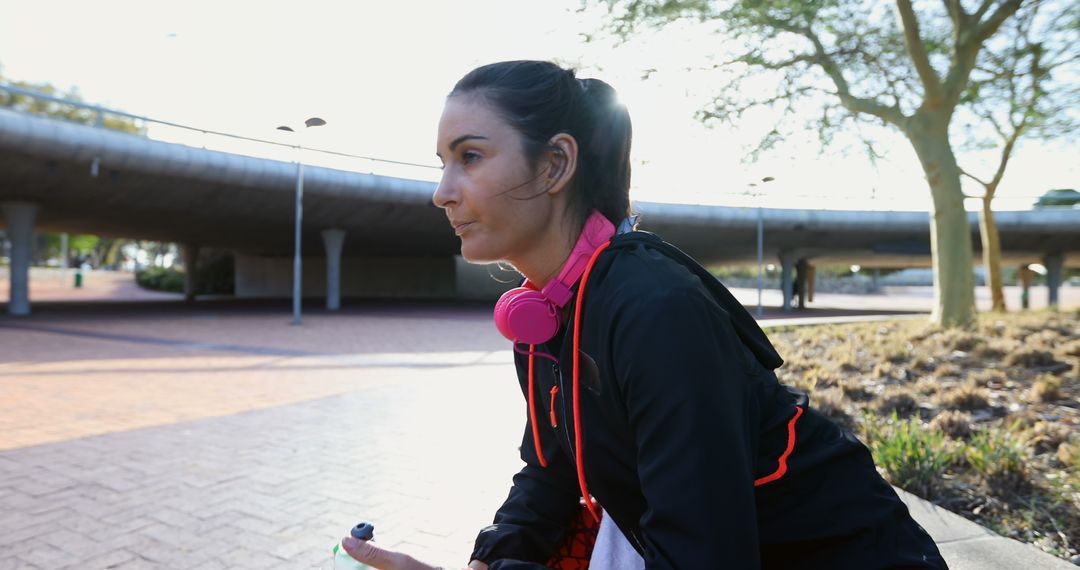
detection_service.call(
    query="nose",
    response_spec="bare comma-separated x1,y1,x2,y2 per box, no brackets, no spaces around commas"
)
432,170,457,210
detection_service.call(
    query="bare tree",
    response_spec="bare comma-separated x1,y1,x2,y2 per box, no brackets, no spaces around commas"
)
955,0,1079,311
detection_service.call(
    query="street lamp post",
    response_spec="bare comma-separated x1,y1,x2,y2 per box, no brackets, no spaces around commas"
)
277,117,326,326
750,176,775,319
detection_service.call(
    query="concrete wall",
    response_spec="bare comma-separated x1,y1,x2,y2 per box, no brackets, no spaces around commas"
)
234,254,455,299
454,256,521,300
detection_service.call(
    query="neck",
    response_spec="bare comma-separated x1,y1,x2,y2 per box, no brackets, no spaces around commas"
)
513,215,579,291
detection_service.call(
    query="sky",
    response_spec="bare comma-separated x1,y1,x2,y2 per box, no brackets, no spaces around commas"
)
1,0,1076,211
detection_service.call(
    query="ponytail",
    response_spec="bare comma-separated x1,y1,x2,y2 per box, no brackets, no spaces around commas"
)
576,78,633,230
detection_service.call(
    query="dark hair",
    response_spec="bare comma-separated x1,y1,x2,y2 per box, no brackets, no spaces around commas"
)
449,60,634,230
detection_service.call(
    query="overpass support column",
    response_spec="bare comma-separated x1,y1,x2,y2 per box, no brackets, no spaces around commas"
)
796,258,809,309
779,251,795,313
182,244,200,302
2,202,38,316
322,228,345,311
1043,253,1063,309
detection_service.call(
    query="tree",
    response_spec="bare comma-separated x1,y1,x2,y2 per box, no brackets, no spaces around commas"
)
955,1,1080,312
3,63,144,271
592,0,1076,326
0,64,141,134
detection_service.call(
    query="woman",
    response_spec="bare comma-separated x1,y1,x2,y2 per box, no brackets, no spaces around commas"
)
340,60,948,570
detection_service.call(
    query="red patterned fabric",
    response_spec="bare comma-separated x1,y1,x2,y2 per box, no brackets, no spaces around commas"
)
546,506,601,569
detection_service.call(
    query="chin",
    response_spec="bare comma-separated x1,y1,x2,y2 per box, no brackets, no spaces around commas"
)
459,242,500,265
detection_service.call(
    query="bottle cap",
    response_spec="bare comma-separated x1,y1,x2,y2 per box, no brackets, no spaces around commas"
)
351,522,374,541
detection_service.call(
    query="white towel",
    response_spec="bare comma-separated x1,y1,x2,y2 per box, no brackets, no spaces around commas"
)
588,509,645,569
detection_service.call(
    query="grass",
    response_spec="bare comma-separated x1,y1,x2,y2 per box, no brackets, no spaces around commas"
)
860,411,958,499
766,309,1080,561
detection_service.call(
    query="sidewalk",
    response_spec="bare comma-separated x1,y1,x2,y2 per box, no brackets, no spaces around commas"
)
1,302,1076,568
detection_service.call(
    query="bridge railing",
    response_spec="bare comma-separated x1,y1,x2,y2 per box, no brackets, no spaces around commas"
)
0,82,444,182
0,83,1061,211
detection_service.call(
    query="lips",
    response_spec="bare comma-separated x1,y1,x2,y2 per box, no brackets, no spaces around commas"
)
453,221,475,235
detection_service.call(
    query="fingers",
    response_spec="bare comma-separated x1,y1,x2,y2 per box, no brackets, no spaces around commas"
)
340,536,431,570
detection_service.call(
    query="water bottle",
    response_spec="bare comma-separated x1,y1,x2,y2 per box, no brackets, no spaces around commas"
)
333,522,375,569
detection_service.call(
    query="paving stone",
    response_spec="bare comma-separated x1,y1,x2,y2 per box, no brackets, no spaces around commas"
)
3,302,1076,568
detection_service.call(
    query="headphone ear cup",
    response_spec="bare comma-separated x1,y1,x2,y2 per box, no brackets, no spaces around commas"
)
494,287,534,341
494,287,560,345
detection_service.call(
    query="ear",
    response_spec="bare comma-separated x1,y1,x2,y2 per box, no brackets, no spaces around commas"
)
543,133,578,196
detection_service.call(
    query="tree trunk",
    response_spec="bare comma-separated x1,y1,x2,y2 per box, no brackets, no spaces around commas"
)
979,195,1006,312
907,112,977,328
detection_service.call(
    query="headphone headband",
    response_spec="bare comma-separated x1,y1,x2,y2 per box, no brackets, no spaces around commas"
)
534,212,615,308
494,210,615,346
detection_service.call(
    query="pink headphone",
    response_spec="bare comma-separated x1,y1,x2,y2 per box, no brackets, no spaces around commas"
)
493,210,616,345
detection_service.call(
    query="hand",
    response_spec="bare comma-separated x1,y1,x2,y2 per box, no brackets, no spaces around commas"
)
338,536,478,570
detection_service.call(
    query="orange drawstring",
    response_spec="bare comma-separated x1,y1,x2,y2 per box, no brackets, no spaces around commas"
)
573,241,611,523
527,343,548,468
549,386,559,428
522,240,610,524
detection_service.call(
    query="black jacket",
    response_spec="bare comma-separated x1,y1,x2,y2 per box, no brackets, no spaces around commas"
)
471,231,946,569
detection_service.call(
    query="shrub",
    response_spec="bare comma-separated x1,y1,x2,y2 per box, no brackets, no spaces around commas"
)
874,387,919,418
971,368,1006,387
1058,339,1080,358
941,330,984,352
973,343,1007,360
134,249,234,295
912,376,942,396
861,411,957,499
1028,374,1063,403
838,377,873,401
1004,348,1060,369
933,380,990,411
965,427,1028,492
935,362,964,378
135,267,184,293
1022,421,1072,455
1059,441,1079,469
929,410,973,440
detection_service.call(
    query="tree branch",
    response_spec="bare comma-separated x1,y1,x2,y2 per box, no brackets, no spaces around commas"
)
976,0,1024,42
985,134,1019,198
973,0,996,22
959,167,990,187
942,0,967,28
940,0,1023,110
896,0,945,103
761,15,907,127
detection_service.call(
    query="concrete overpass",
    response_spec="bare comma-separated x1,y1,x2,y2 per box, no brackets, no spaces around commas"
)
2,104,1078,316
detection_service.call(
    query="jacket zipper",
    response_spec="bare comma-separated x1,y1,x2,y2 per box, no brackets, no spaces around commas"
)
552,363,574,452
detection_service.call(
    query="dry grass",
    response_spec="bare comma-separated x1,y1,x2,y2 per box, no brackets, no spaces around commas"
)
929,410,973,440
1004,348,1062,369
874,386,920,418
1029,374,1064,403
768,309,1080,561
933,380,990,410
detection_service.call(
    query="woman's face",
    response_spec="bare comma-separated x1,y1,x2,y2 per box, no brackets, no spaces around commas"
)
433,95,554,265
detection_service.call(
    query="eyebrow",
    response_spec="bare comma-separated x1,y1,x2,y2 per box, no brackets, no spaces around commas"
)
449,134,488,151
436,134,489,160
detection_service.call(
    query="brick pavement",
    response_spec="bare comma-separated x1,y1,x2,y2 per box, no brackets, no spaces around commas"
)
1,358,525,568
1,304,524,568
3,300,1078,569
